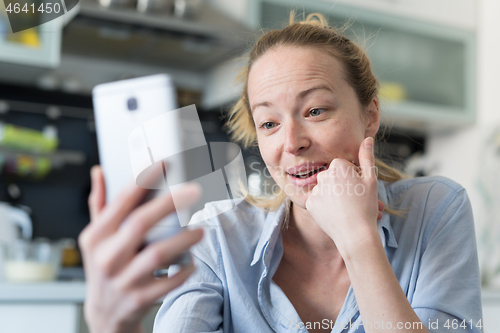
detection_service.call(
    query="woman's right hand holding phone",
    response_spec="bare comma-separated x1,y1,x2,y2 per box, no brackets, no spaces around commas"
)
79,166,203,333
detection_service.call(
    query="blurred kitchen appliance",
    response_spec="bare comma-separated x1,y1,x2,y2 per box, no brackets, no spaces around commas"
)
0,202,32,241
0,201,32,280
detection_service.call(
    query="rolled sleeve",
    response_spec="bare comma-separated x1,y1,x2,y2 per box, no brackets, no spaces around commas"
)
153,254,224,333
411,188,483,333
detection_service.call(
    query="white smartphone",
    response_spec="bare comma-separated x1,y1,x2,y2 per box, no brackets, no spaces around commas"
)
92,74,208,266
93,74,249,255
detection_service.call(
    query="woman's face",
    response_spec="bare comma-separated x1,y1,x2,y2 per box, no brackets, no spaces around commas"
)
247,46,379,209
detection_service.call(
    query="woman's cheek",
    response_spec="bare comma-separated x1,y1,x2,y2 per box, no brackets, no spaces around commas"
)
268,166,286,186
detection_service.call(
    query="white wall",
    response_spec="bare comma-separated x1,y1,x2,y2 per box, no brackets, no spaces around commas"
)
329,0,475,31
426,0,500,288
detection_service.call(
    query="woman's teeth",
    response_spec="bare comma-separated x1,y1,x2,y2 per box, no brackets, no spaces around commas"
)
292,166,325,178
294,171,314,178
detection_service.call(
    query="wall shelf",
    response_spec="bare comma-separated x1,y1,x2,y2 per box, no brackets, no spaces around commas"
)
62,0,252,72
78,0,248,44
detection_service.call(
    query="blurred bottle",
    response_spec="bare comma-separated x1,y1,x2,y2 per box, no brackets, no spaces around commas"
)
60,239,80,267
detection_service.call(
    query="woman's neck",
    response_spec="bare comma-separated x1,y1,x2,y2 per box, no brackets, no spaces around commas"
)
283,202,343,262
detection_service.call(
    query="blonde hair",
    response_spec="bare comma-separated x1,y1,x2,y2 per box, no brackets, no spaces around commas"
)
224,13,408,218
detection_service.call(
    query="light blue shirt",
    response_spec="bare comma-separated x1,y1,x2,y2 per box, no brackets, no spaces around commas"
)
153,176,483,333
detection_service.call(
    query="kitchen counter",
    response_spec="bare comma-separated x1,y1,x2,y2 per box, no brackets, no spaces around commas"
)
0,280,86,302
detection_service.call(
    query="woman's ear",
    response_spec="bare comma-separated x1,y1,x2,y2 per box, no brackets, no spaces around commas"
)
364,97,380,138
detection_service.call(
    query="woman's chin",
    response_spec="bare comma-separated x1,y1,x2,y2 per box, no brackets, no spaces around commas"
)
282,183,314,207
285,193,309,210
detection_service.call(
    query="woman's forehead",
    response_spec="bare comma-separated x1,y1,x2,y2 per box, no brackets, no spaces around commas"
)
247,46,347,107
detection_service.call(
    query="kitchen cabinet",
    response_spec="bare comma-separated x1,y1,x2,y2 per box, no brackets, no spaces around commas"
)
0,303,79,333
0,11,62,68
0,281,84,333
0,281,160,333
251,0,476,133
322,0,476,31
0,0,252,95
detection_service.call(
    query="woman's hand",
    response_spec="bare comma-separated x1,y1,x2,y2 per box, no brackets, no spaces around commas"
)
79,166,203,333
305,137,382,257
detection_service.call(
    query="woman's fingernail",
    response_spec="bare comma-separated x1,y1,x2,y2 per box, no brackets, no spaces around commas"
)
364,137,374,149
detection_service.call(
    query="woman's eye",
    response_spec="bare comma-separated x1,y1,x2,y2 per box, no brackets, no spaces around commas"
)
261,122,277,130
309,108,326,117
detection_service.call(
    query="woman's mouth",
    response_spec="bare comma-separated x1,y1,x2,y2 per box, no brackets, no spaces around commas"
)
286,164,328,186
290,165,327,178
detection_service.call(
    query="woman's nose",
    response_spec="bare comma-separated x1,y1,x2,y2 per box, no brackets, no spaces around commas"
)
283,120,310,155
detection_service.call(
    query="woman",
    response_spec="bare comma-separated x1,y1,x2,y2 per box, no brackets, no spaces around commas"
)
80,14,482,333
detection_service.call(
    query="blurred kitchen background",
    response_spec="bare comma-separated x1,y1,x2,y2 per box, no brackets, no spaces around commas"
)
1,0,500,332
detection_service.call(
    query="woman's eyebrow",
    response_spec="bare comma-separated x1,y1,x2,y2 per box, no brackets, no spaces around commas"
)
298,85,334,99
251,85,333,112
251,101,272,113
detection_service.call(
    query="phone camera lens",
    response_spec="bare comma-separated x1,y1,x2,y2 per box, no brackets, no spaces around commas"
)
127,97,138,111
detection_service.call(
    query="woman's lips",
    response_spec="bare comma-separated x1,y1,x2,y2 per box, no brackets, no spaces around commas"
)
287,164,327,187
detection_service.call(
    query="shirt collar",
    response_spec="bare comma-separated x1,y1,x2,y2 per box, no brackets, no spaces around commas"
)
377,179,399,249
251,179,398,266
251,198,289,266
